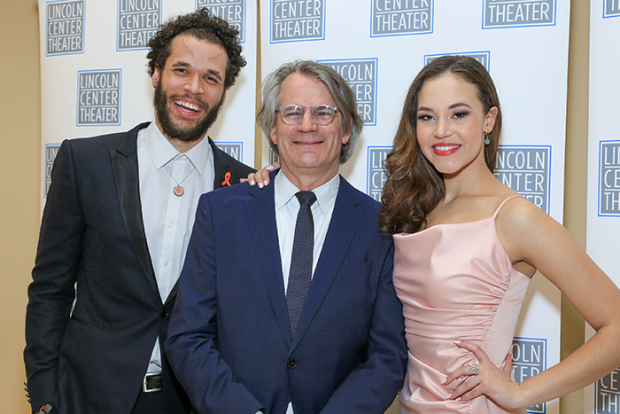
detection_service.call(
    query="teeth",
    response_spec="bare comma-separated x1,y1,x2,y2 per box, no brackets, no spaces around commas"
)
175,100,201,112
434,145,459,151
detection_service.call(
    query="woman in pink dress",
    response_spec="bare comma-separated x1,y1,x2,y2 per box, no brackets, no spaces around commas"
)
379,55,620,413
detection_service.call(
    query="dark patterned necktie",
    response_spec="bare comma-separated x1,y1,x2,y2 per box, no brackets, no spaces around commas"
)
286,191,317,338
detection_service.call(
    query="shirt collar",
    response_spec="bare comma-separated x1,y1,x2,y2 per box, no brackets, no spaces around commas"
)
274,170,340,216
144,121,212,176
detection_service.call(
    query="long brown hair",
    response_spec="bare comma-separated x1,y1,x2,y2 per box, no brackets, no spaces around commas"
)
379,56,502,234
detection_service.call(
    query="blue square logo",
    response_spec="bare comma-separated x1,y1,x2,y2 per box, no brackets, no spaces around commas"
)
495,146,551,213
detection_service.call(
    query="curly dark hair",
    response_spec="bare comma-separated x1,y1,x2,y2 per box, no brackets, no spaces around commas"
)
146,8,246,89
379,56,502,235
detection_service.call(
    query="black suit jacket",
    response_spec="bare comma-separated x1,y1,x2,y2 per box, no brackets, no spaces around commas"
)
24,122,255,414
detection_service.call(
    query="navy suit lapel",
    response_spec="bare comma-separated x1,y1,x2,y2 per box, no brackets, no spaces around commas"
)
291,178,362,349
246,171,292,346
110,124,161,301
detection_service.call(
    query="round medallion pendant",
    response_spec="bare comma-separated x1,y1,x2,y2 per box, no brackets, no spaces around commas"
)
173,185,185,197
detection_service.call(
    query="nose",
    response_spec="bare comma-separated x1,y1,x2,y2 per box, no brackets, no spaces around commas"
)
434,116,452,138
297,108,318,132
185,75,204,95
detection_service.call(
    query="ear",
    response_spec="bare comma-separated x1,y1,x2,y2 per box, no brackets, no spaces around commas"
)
341,118,353,145
484,106,498,133
341,131,351,146
270,124,278,146
151,68,161,88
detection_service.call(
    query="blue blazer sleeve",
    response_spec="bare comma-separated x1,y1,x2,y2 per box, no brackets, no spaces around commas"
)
165,192,264,414
319,241,406,413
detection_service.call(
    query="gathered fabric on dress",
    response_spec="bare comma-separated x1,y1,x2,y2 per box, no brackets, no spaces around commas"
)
393,196,531,414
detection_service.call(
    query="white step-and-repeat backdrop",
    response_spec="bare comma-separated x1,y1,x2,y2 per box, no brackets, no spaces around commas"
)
39,1,573,413
585,1,620,413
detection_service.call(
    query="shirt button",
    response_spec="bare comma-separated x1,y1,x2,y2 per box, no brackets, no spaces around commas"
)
287,359,297,369
163,260,169,266
168,222,173,227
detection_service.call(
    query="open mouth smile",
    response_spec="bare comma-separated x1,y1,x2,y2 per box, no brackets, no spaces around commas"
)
432,144,461,156
174,100,203,114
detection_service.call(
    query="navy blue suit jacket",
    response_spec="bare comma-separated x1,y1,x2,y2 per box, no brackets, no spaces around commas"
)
24,123,255,414
166,171,407,414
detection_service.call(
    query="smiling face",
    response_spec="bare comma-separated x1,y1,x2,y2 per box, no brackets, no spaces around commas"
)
152,34,228,145
415,73,497,178
270,73,351,188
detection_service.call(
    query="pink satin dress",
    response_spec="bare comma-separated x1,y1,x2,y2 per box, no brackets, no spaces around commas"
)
393,196,531,414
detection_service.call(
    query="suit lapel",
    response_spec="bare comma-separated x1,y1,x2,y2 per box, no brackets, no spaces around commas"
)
210,138,232,190
291,178,362,350
246,172,292,346
111,124,161,301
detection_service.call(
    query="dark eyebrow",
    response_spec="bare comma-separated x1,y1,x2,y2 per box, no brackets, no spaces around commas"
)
417,102,472,112
170,61,223,81
449,102,471,109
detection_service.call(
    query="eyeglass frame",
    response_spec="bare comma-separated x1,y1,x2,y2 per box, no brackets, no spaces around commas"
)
275,104,340,126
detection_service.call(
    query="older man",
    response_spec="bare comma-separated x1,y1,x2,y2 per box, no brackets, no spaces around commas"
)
24,9,254,414
166,60,407,414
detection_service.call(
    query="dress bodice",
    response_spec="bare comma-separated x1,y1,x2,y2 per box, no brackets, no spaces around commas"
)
393,196,531,414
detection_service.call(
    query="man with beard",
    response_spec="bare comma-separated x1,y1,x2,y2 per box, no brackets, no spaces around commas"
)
24,9,254,414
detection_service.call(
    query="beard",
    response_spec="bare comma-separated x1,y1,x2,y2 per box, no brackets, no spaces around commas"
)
153,82,224,142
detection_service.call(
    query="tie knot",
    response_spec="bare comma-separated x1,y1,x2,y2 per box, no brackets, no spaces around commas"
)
295,191,316,207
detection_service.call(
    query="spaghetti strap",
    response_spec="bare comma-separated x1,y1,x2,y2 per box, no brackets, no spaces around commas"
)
491,195,524,219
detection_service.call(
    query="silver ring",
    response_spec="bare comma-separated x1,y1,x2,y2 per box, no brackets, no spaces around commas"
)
468,363,480,374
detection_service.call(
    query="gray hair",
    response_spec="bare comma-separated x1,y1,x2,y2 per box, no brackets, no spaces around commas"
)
256,60,363,164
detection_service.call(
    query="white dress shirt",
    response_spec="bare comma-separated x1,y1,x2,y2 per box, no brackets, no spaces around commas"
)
137,121,214,373
274,170,340,414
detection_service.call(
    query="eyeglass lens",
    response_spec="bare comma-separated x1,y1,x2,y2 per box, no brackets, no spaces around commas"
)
280,105,337,125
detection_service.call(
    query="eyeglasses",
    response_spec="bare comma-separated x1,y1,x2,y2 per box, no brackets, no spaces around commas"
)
276,105,339,126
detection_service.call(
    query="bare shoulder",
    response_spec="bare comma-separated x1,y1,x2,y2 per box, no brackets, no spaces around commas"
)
495,196,553,235
495,195,570,275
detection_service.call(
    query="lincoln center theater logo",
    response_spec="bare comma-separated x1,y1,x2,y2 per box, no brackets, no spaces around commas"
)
599,141,620,216
198,0,246,42
46,0,85,56
77,70,122,126
319,59,378,126
597,367,620,413
425,51,490,71
512,337,547,413
483,0,556,28
117,0,161,50
494,145,551,213
605,0,620,17
215,142,244,162
367,147,391,201
270,0,325,43
45,144,61,198
371,0,433,37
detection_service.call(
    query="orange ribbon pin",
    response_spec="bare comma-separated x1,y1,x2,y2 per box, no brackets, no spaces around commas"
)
222,171,231,186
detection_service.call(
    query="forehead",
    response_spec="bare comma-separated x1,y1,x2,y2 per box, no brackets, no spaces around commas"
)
279,73,335,105
418,73,480,106
166,34,228,65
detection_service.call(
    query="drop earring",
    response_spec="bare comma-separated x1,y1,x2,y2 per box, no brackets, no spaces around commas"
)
484,132,490,145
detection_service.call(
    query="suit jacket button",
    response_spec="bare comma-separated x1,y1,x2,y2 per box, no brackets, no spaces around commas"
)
287,359,297,369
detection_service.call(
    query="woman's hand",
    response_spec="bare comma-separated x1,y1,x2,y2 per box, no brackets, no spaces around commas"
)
241,162,280,188
444,341,526,410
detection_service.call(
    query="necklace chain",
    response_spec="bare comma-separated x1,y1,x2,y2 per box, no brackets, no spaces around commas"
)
164,156,195,197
